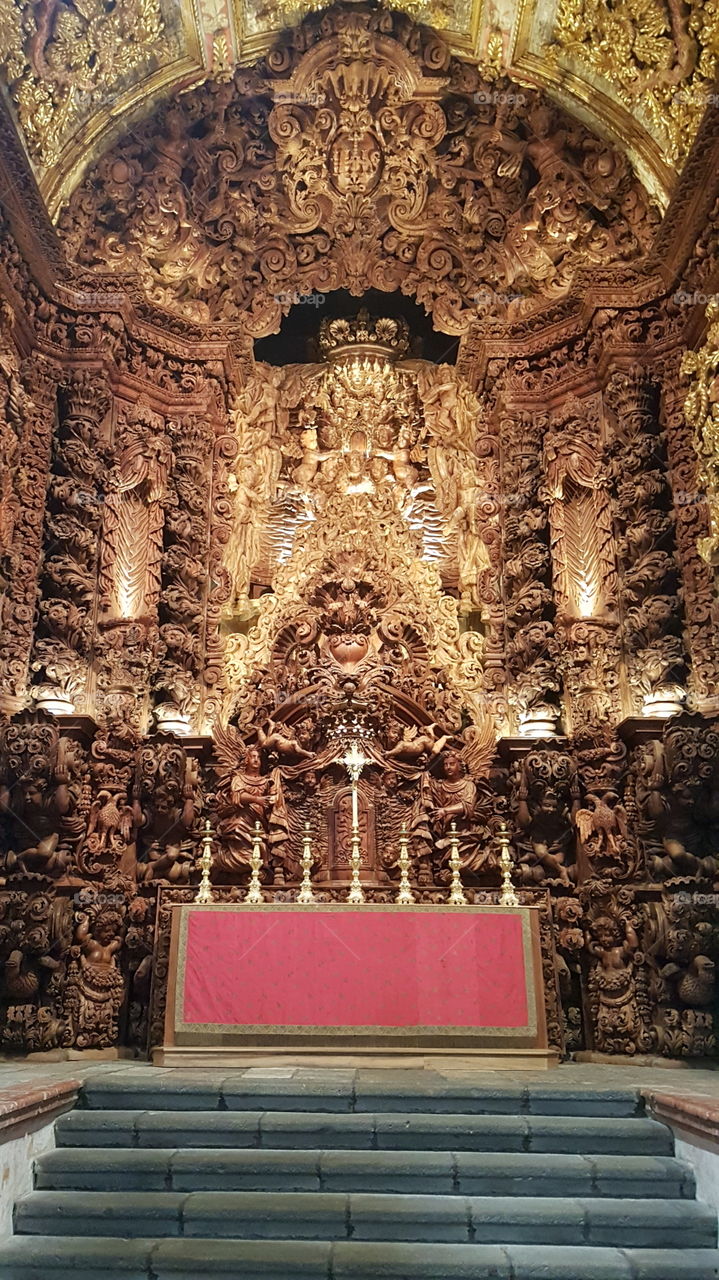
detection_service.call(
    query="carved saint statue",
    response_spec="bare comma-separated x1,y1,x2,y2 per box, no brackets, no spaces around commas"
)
444,482,491,615
224,367,285,612
412,749,479,878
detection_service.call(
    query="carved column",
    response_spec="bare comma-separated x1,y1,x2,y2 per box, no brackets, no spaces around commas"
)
501,409,560,736
152,412,215,733
201,426,238,731
30,370,111,715
659,348,719,712
604,367,687,718
0,356,59,711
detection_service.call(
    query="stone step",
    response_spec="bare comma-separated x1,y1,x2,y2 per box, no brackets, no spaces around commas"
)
54,1108,675,1155
79,1075,643,1118
34,1146,696,1198
1,1236,718,1279
14,1189,718,1248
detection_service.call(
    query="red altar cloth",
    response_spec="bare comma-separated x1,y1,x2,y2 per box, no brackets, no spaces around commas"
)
166,904,544,1052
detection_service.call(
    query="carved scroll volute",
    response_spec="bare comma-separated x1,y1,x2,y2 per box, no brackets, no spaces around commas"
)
99,398,171,622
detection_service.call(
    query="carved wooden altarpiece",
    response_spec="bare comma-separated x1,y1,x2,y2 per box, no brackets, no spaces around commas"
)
0,3,717,1065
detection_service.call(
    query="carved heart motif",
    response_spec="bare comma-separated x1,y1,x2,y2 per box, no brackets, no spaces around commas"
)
328,633,369,669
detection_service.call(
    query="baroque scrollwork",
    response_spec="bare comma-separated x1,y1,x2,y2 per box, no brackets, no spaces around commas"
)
59,10,657,333
0,0,716,1071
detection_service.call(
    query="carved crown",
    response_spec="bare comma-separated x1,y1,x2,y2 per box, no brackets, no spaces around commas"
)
318,309,410,363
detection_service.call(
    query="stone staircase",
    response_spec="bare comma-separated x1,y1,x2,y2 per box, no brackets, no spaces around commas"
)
1,1072,718,1278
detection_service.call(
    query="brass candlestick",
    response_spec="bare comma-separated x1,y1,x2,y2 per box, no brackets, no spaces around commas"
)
194,819,215,904
396,823,415,905
498,820,519,906
245,820,264,904
297,821,316,904
343,738,367,904
447,821,468,905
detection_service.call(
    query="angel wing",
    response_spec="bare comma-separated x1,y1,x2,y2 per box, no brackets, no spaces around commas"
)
461,716,496,779
212,721,246,776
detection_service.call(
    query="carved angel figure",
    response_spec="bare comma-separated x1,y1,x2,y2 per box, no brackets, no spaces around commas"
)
213,726,290,881
257,718,314,763
385,721,450,764
411,736,495,879
64,909,125,1051
587,914,652,1056
515,748,579,887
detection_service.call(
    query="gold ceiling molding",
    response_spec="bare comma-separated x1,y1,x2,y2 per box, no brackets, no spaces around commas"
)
58,8,657,333
0,0,206,214
541,0,719,174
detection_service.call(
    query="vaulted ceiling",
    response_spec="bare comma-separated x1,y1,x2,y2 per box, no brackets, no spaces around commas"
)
0,0,716,220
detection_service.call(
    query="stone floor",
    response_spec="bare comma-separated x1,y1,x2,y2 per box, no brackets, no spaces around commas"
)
0,1059,718,1095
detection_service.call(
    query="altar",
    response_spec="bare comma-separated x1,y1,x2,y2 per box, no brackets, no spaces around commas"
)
157,902,554,1068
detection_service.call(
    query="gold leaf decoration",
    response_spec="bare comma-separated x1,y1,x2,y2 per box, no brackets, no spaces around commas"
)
0,0,176,168
548,0,719,168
